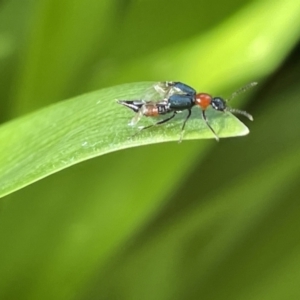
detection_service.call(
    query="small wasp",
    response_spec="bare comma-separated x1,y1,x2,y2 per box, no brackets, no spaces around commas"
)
117,81,256,141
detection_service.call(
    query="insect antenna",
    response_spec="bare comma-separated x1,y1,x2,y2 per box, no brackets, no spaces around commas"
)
225,82,257,121
225,107,253,121
227,82,257,102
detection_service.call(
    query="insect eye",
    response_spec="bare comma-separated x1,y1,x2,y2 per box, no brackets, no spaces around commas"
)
211,97,226,111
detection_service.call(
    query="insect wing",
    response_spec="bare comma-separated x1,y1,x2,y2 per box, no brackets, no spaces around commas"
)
169,82,196,96
154,81,196,98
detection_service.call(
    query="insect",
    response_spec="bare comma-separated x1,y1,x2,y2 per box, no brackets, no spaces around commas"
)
117,81,256,142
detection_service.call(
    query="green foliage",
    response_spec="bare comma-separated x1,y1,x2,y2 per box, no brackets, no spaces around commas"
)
0,0,300,299
0,81,249,197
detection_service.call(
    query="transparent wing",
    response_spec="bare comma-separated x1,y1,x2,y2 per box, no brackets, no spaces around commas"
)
153,81,196,98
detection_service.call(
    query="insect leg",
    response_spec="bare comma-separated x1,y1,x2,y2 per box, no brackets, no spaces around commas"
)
201,110,219,141
131,111,177,139
139,111,177,131
178,109,192,143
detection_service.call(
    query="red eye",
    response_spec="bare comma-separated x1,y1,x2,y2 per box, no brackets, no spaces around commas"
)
195,93,212,110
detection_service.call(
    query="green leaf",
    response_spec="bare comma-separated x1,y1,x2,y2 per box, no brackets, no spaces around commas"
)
1,0,300,299
0,82,250,198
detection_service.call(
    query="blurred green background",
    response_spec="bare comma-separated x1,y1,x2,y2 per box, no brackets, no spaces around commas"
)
1,0,300,299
